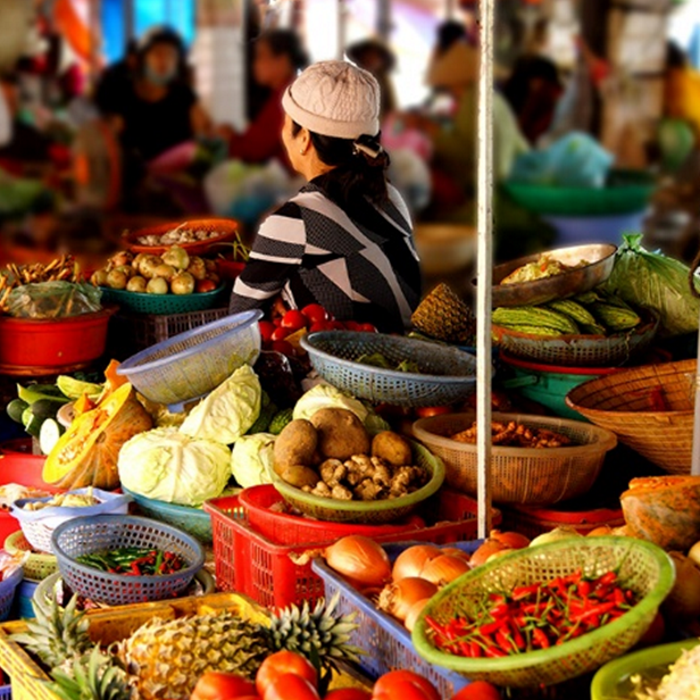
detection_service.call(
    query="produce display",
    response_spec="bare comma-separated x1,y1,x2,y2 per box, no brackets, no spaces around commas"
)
91,247,221,295
75,548,185,576
493,288,643,337
450,421,574,448
425,569,639,658
500,253,588,285
20,488,100,511
135,223,228,247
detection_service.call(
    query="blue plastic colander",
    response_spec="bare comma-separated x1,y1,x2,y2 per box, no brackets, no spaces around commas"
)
117,310,262,411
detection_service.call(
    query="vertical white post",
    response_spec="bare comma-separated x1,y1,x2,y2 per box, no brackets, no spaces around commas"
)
337,0,346,60
476,0,495,538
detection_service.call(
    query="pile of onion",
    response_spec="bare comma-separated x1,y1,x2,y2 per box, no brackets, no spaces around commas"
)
325,536,391,588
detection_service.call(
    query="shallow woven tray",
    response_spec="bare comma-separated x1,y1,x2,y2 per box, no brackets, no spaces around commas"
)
566,359,695,474
412,537,674,687
4,531,57,582
412,411,617,505
492,310,659,368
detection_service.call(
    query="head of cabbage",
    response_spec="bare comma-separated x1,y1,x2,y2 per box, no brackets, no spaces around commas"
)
118,428,231,507
231,433,276,488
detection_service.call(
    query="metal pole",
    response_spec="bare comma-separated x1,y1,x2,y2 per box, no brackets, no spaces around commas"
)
337,0,346,60
476,0,495,538
377,0,391,41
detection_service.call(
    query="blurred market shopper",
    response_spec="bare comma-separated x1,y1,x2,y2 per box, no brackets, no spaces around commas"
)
229,61,421,333
347,38,397,122
220,30,308,170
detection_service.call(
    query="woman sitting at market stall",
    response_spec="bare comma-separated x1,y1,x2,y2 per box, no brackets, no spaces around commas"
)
220,30,308,169
228,61,421,333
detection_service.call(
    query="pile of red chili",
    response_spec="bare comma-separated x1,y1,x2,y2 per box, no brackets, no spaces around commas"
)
76,547,185,576
424,569,639,658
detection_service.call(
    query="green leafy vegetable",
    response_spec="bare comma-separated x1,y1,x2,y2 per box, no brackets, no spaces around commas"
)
230,432,276,488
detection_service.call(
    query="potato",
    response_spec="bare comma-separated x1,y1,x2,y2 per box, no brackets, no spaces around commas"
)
274,419,318,472
279,465,320,489
310,408,370,460
372,431,413,467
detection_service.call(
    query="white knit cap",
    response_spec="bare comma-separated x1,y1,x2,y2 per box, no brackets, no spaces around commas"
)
282,60,381,139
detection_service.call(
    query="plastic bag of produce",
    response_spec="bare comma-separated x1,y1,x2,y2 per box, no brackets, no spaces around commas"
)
604,234,700,337
6,282,102,319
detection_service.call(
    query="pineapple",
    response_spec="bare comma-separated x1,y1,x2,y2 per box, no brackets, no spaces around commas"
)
121,594,361,700
411,283,476,344
11,594,92,669
46,647,130,700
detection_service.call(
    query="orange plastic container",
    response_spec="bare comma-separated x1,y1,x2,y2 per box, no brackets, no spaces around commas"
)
0,306,116,369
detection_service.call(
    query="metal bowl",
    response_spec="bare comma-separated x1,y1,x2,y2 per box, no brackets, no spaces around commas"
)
481,244,617,308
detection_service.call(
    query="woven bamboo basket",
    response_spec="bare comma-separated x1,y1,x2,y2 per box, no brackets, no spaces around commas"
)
566,360,695,474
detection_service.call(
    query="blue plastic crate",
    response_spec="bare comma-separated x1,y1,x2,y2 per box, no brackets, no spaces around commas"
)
313,539,482,697
0,684,10,699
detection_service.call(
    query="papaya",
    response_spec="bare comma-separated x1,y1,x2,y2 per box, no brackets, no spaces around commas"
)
43,383,153,490
620,476,700,551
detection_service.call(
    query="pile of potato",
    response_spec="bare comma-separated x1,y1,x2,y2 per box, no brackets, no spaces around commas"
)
273,408,429,501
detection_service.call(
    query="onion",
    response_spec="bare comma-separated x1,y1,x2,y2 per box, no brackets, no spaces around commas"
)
688,541,700,568
587,525,614,537
378,578,438,622
439,547,472,562
469,539,509,568
485,548,514,563
490,529,530,549
404,598,430,632
421,555,470,586
529,527,583,548
392,545,441,581
326,536,391,587
664,552,700,619
612,525,632,537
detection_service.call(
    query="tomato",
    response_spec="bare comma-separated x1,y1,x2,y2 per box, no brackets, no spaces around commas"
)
281,309,307,332
196,279,218,294
450,681,502,700
258,321,276,344
255,651,317,697
190,671,256,700
262,674,320,700
301,304,329,324
325,689,372,700
415,406,453,419
309,321,333,333
271,340,295,356
343,321,361,331
358,323,377,333
373,671,440,700
328,320,346,331
271,326,291,342
372,680,436,700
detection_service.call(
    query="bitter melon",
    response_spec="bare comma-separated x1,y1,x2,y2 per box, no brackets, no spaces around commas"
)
591,303,640,332
493,306,580,335
496,325,563,337
547,300,598,327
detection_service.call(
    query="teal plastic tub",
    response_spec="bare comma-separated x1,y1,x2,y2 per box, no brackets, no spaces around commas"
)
501,352,620,420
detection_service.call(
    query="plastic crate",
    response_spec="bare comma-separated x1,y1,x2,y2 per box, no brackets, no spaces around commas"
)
0,685,10,699
313,540,481,697
203,490,500,610
111,307,229,354
501,503,625,538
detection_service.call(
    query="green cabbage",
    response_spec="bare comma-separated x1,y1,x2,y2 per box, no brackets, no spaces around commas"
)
293,384,369,423
231,433,276,488
118,428,231,506
180,365,261,444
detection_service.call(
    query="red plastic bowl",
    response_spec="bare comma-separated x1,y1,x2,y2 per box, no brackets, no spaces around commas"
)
125,218,240,256
0,306,116,369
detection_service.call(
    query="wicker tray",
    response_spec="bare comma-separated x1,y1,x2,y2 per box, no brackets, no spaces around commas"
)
492,310,659,368
124,218,240,256
269,441,445,524
566,359,695,474
4,531,57,582
412,537,674,688
412,412,617,505
300,331,478,407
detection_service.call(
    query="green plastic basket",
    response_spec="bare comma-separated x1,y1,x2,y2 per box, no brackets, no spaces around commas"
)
269,441,445,524
4,531,57,582
591,639,698,700
412,537,675,688
122,488,213,543
99,285,228,315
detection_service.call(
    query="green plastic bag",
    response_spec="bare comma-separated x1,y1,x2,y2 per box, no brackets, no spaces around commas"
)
604,234,699,338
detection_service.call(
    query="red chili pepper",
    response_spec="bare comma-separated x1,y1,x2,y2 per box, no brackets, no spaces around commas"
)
490,603,510,618
459,641,472,657
489,593,507,605
613,588,626,606
571,601,617,624
532,628,550,649
485,647,508,658
510,622,525,650
469,640,483,658
596,572,618,587
478,620,506,636
513,583,541,601
425,616,447,638
577,580,591,597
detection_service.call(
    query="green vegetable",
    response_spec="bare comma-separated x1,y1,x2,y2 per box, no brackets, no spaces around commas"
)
31,398,63,421
6,398,28,424
247,393,277,434
231,433,276,488
356,353,421,373
293,384,369,424
269,408,294,435
22,407,43,438
39,418,64,455
118,428,231,507
56,375,103,401
180,365,261,445
76,547,184,575
604,233,700,337
17,383,69,405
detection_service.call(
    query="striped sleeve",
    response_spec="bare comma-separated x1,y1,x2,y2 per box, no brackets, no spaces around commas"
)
228,202,306,313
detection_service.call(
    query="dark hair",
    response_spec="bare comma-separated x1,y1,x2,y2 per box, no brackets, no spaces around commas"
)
436,21,467,56
667,41,687,69
257,30,309,71
136,27,188,82
291,121,390,207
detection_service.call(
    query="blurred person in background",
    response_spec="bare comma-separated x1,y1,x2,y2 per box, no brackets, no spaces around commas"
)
229,61,420,333
502,18,563,144
94,39,138,121
220,29,308,169
347,39,397,122
665,41,700,143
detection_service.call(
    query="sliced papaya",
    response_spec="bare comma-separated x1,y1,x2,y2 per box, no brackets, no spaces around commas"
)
43,383,153,490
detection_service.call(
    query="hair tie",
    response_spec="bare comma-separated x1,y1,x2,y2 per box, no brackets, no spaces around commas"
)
353,140,383,159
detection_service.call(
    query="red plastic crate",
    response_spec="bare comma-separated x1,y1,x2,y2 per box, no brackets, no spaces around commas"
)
203,489,500,610
501,503,625,538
